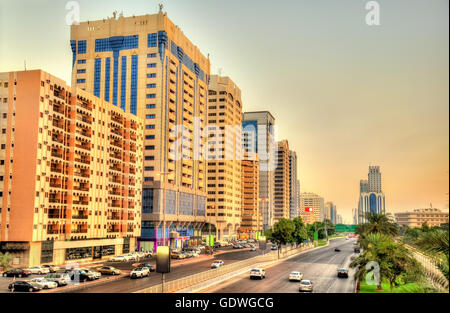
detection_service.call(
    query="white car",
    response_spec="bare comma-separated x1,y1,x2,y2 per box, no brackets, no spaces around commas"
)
289,271,303,281
211,260,224,268
130,267,150,278
81,268,101,279
299,279,313,292
250,268,266,279
110,255,130,262
29,277,58,289
27,266,50,275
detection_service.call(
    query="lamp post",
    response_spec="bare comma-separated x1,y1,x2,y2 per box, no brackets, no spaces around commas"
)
159,171,170,247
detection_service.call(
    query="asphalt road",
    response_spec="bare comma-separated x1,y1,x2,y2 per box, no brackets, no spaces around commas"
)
66,247,260,293
202,238,357,293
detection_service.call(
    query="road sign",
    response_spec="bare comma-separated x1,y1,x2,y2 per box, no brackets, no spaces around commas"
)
335,224,357,233
313,232,318,241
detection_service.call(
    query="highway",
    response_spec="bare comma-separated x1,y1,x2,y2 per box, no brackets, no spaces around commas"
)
65,247,260,293
201,237,357,293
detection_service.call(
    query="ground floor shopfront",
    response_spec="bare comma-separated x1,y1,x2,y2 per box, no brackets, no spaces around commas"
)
0,237,136,268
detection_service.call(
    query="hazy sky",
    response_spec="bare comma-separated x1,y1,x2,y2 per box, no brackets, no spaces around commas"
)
0,0,448,223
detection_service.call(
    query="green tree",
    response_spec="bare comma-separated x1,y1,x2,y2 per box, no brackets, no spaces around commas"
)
271,219,295,246
356,213,399,249
292,217,308,243
0,252,12,271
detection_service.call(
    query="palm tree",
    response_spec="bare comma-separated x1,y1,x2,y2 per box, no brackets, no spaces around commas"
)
415,229,449,284
0,252,12,272
356,213,399,249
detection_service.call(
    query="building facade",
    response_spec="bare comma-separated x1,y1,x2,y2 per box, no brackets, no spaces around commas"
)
0,70,144,267
357,166,386,224
289,150,299,219
70,11,210,250
325,201,337,224
242,111,276,230
240,152,261,238
273,140,290,222
206,75,242,240
395,208,449,228
300,192,324,225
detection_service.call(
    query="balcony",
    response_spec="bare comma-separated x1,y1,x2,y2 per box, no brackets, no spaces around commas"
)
110,140,122,149
74,171,89,178
74,157,90,165
73,200,89,206
71,229,88,234
75,129,91,138
52,120,65,130
76,115,92,125
47,229,60,234
75,142,90,151
72,215,88,220
109,165,122,173
54,90,65,101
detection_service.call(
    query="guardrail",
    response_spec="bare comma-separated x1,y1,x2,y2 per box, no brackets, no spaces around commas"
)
404,243,448,291
135,243,315,293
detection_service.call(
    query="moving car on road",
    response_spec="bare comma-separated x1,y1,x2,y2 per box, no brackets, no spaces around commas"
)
97,266,121,275
130,267,150,279
298,280,313,292
337,268,349,278
8,281,42,292
334,248,341,252
2,268,31,278
66,269,96,282
29,277,58,289
211,260,224,269
250,268,266,280
289,271,304,281
44,273,70,286
135,263,155,272
26,266,50,275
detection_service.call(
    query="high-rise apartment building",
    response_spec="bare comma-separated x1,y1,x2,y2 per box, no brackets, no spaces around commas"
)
206,75,242,240
273,140,290,222
0,70,143,267
242,111,276,230
70,10,210,250
240,152,261,238
300,192,324,224
325,201,337,224
289,150,299,219
357,165,386,224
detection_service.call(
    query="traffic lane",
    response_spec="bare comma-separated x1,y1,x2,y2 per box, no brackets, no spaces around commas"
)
204,238,356,293
67,248,261,293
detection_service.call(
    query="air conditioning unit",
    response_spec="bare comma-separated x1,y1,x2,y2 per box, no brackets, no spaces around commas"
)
46,79,50,84
46,95,50,99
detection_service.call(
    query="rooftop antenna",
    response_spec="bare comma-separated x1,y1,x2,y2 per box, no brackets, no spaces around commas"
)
113,10,118,19
159,3,164,13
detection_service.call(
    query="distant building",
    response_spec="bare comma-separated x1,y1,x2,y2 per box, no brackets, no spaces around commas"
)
352,208,358,224
273,140,290,222
325,201,337,224
395,208,449,228
240,152,261,238
357,166,386,224
289,151,299,219
300,192,324,224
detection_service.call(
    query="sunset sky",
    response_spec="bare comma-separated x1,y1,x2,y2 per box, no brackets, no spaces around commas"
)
0,0,448,223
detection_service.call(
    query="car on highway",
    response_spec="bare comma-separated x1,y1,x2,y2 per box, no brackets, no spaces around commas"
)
44,273,70,286
135,263,155,272
334,248,341,252
298,280,313,292
130,267,150,279
8,281,42,292
42,265,60,273
337,268,349,278
26,266,50,275
97,266,122,275
289,271,304,281
29,277,58,289
211,260,224,269
250,268,266,279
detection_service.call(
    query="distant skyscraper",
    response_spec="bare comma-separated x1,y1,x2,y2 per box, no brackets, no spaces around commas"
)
325,201,337,224
273,140,290,222
358,166,386,223
289,150,299,219
242,111,276,230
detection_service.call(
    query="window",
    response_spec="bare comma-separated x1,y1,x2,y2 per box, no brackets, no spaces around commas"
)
147,53,157,58
77,79,86,83
147,63,156,68
148,33,157,47
146,94,156,99
146,84,156,88
146,125,155,129
145,145,155,150
146,114,156,119
77,59,86,64
145,135,155,139
147,73,156,78
77,69,86,73
144,166,154,171
77,40,87,54
144,177,154,182
146,104,156,109
145,156,154,160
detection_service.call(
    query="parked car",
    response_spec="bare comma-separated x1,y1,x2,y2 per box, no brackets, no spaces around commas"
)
81,268,101,279
233,244,242,249
29,277,58,289
130,267,150,279
26,266,50,275
171,251,185,259
299,280,313,292
250,247,256,252
66,269,96,282
109,255,130,262
97,266,122,275
211,260,224,269
8,281,42,292
337,268,349,278
271,244,278,250
250,268,266,279
334,248,341,252
135,263,155,272
2,268,31,278
289,271,304,281
41,265,60,273
44,273,70,286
